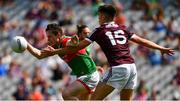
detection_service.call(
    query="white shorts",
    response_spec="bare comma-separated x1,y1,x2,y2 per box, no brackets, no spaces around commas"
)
101,63,137,90
77,70,100,94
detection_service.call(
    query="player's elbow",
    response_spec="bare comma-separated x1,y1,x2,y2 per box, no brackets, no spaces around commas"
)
37,56,44,59
29,52,44,59
35,55,44,60
36,55,49,59
36,53,46,59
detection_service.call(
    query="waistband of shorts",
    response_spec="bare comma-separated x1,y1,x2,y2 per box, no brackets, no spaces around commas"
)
111,63,136,68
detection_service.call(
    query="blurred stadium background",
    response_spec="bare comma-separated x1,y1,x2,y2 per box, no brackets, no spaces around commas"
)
0,0,180,100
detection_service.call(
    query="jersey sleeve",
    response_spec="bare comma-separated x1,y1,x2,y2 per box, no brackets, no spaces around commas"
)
126,26,136,39
85,29,99,42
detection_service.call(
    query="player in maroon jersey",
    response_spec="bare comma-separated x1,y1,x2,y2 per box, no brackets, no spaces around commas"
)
41,5,174,100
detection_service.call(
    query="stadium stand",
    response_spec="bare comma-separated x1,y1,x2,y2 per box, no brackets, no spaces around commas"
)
0,0,179,100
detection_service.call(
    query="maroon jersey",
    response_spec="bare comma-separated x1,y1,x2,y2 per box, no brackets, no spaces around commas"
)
86,22,134,66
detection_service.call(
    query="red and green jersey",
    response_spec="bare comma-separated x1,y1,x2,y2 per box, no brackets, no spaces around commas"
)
54,36,96,77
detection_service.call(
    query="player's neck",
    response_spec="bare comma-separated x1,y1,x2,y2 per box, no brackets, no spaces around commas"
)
103,21,114,24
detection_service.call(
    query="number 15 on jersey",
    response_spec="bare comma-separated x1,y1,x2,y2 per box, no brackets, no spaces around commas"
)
105,30,127,46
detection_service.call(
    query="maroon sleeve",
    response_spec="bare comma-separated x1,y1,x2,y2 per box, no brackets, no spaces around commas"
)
126,26,135,39
87,29,99,42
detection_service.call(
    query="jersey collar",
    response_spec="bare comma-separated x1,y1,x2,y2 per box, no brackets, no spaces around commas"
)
103,21,115,25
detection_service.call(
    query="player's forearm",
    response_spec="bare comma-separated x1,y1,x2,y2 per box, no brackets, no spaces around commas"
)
27,43,45,59
136,38,165,50
53,47,80,56
52,40,90,56
131,34,166,51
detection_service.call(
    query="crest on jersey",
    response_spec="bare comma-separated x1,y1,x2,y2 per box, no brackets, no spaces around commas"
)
105,22,118,28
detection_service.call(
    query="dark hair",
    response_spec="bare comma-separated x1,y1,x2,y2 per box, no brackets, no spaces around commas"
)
77,25,88,36
46,23,63,35
98,5,116,19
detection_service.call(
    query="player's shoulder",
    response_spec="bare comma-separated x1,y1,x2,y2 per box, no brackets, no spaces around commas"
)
90,26,101,34
118,24,127,29
62,36,71,43
63,35,71,39
62,36,72,41
99,22,127,30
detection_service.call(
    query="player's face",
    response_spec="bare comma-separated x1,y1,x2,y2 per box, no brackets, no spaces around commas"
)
47,33,57,46
80,27,91,40
98,12,106,25
46,30,61,46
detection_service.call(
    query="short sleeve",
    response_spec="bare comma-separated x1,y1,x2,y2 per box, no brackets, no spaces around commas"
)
85,29,99,42
126,26,135,39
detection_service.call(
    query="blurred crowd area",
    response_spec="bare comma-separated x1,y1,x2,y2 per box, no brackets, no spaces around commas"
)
0,0,180,100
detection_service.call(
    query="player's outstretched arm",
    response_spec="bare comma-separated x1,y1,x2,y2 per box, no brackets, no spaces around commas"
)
43,40,91,56
27,43,53,59
130,34,174,55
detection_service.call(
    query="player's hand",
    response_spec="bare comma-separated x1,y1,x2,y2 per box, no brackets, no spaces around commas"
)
160,48,174,56
41,46,55,56
71,35,79,46
46,46,55,51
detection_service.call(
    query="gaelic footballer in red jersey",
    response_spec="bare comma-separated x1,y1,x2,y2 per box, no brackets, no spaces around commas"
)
46,24,99,100
27,23,100,100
